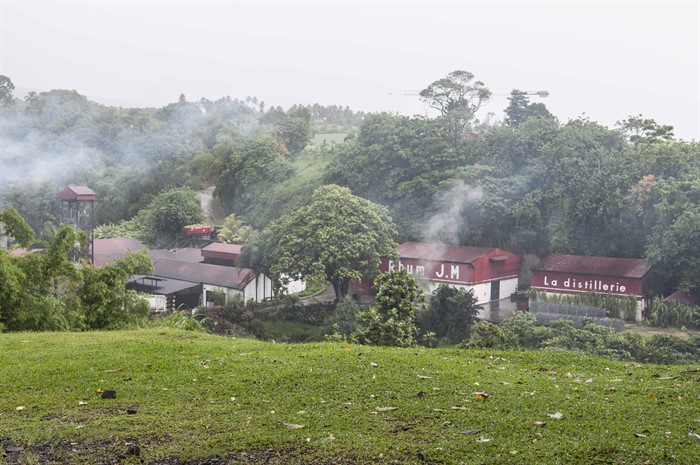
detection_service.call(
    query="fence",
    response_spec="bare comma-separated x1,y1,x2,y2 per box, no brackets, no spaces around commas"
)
529,301,625,331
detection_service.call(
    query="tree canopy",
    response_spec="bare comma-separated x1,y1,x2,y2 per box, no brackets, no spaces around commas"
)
263,184,398,301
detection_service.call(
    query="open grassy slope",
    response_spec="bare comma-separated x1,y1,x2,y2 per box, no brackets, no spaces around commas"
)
1,328,698,464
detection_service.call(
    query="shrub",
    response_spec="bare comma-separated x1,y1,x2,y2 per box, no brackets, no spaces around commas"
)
648,297,700,329
323,297,361,341
642,334,699,365
351,270,423,347
418,285,480,344
498,310,551,349
462,321,510,349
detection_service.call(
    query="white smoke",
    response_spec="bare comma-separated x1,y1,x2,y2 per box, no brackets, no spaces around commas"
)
422,180,484,245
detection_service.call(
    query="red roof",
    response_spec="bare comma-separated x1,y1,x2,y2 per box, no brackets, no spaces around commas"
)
664,290,699,306
201,242,241,261
149,248,204,263
202,242,242,255
398,242,498,264
59,185,97,201
533,254,651,279
93,238,147,267
152,258,256,290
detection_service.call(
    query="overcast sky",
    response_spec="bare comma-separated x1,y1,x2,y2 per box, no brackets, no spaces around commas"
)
1,1,698,140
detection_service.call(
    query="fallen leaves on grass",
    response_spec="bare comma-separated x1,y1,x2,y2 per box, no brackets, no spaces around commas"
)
472,391,489,400
282,422,305,429
374,406,398,413
547,412,563,420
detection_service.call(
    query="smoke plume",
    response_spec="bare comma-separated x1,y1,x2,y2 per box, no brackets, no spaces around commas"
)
422,180,483,245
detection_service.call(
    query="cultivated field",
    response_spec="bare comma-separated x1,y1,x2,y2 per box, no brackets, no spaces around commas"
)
1,328,698,464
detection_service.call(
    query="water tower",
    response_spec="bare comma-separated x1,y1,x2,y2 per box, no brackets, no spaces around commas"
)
59,185,97,264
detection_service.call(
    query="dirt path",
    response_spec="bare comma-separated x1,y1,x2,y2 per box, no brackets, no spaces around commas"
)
196,186,217,225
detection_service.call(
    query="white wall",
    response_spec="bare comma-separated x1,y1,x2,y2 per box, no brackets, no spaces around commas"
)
246,273,274,303
282,276,306,295
142,294,167,313
202,284,243,307
421,277,519,305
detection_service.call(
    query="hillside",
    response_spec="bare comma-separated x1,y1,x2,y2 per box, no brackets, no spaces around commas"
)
1,328,698,464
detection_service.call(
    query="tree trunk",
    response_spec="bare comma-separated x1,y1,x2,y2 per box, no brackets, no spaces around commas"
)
332,278,351,302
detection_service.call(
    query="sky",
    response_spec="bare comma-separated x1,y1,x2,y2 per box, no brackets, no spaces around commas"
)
1,1,698,141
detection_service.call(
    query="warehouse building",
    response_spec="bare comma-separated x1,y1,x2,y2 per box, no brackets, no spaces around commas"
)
530,254,653,321
380,242,521,305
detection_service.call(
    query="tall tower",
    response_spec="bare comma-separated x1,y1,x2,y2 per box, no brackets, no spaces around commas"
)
59,185,97,264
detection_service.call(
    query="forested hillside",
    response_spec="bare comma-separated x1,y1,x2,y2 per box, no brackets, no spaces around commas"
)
1,72,698,300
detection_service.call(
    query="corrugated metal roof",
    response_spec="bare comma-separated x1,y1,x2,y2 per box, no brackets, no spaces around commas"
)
202,242,242,255
153,258,255,290
128,275,200,295
533,254,651,278
149,248,204,263
93,238,147,267
94,238,146,254
398,242,497,264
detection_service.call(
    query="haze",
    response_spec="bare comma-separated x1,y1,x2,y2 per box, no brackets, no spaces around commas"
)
1,1,698,140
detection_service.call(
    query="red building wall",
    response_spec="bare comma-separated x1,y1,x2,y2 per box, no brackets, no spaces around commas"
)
531,270,644,297
380,248,520,286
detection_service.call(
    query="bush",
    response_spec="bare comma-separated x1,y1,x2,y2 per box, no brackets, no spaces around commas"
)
418,285,480,344
322,297,361,341
351,270,423,347
648,297,700,329
497,311,551,349
462,321,510,349
642,334,699,365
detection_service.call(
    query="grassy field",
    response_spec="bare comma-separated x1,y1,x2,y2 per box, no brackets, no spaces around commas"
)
1,328,699,464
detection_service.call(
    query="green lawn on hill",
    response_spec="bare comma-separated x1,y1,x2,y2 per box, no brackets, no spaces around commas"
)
0,328,698,464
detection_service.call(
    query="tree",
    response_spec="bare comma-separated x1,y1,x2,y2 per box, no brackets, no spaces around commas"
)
216,213,253,244
617,115,674,152
352,269,424,347
78,251,154,329
214,135,294,223
419,70,491,148
263,184,398,301
0,75,15,106
0,207,35,247
142,187,205,245
419,285,481,344
504,90,553,126
419,70,491,117
646,175,700,296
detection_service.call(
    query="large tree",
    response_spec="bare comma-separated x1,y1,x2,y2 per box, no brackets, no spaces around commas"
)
263,184,398,301
419,70,491,149
504,89,553,127
0,75,15,107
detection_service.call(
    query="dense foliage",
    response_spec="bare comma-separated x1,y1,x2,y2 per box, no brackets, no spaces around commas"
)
352,270,425,347
262,184,398,301
1,69,699,327
0,212,154,332
418,285,481,344
465,311,699,364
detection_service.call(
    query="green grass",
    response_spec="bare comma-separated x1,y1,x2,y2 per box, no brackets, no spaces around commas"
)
290,143,335,187
1,328,699,464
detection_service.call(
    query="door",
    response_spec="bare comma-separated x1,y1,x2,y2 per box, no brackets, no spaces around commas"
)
490,280,500,301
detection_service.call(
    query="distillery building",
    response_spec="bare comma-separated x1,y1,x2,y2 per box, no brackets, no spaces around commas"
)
530,254,653,321
380,242,521,305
